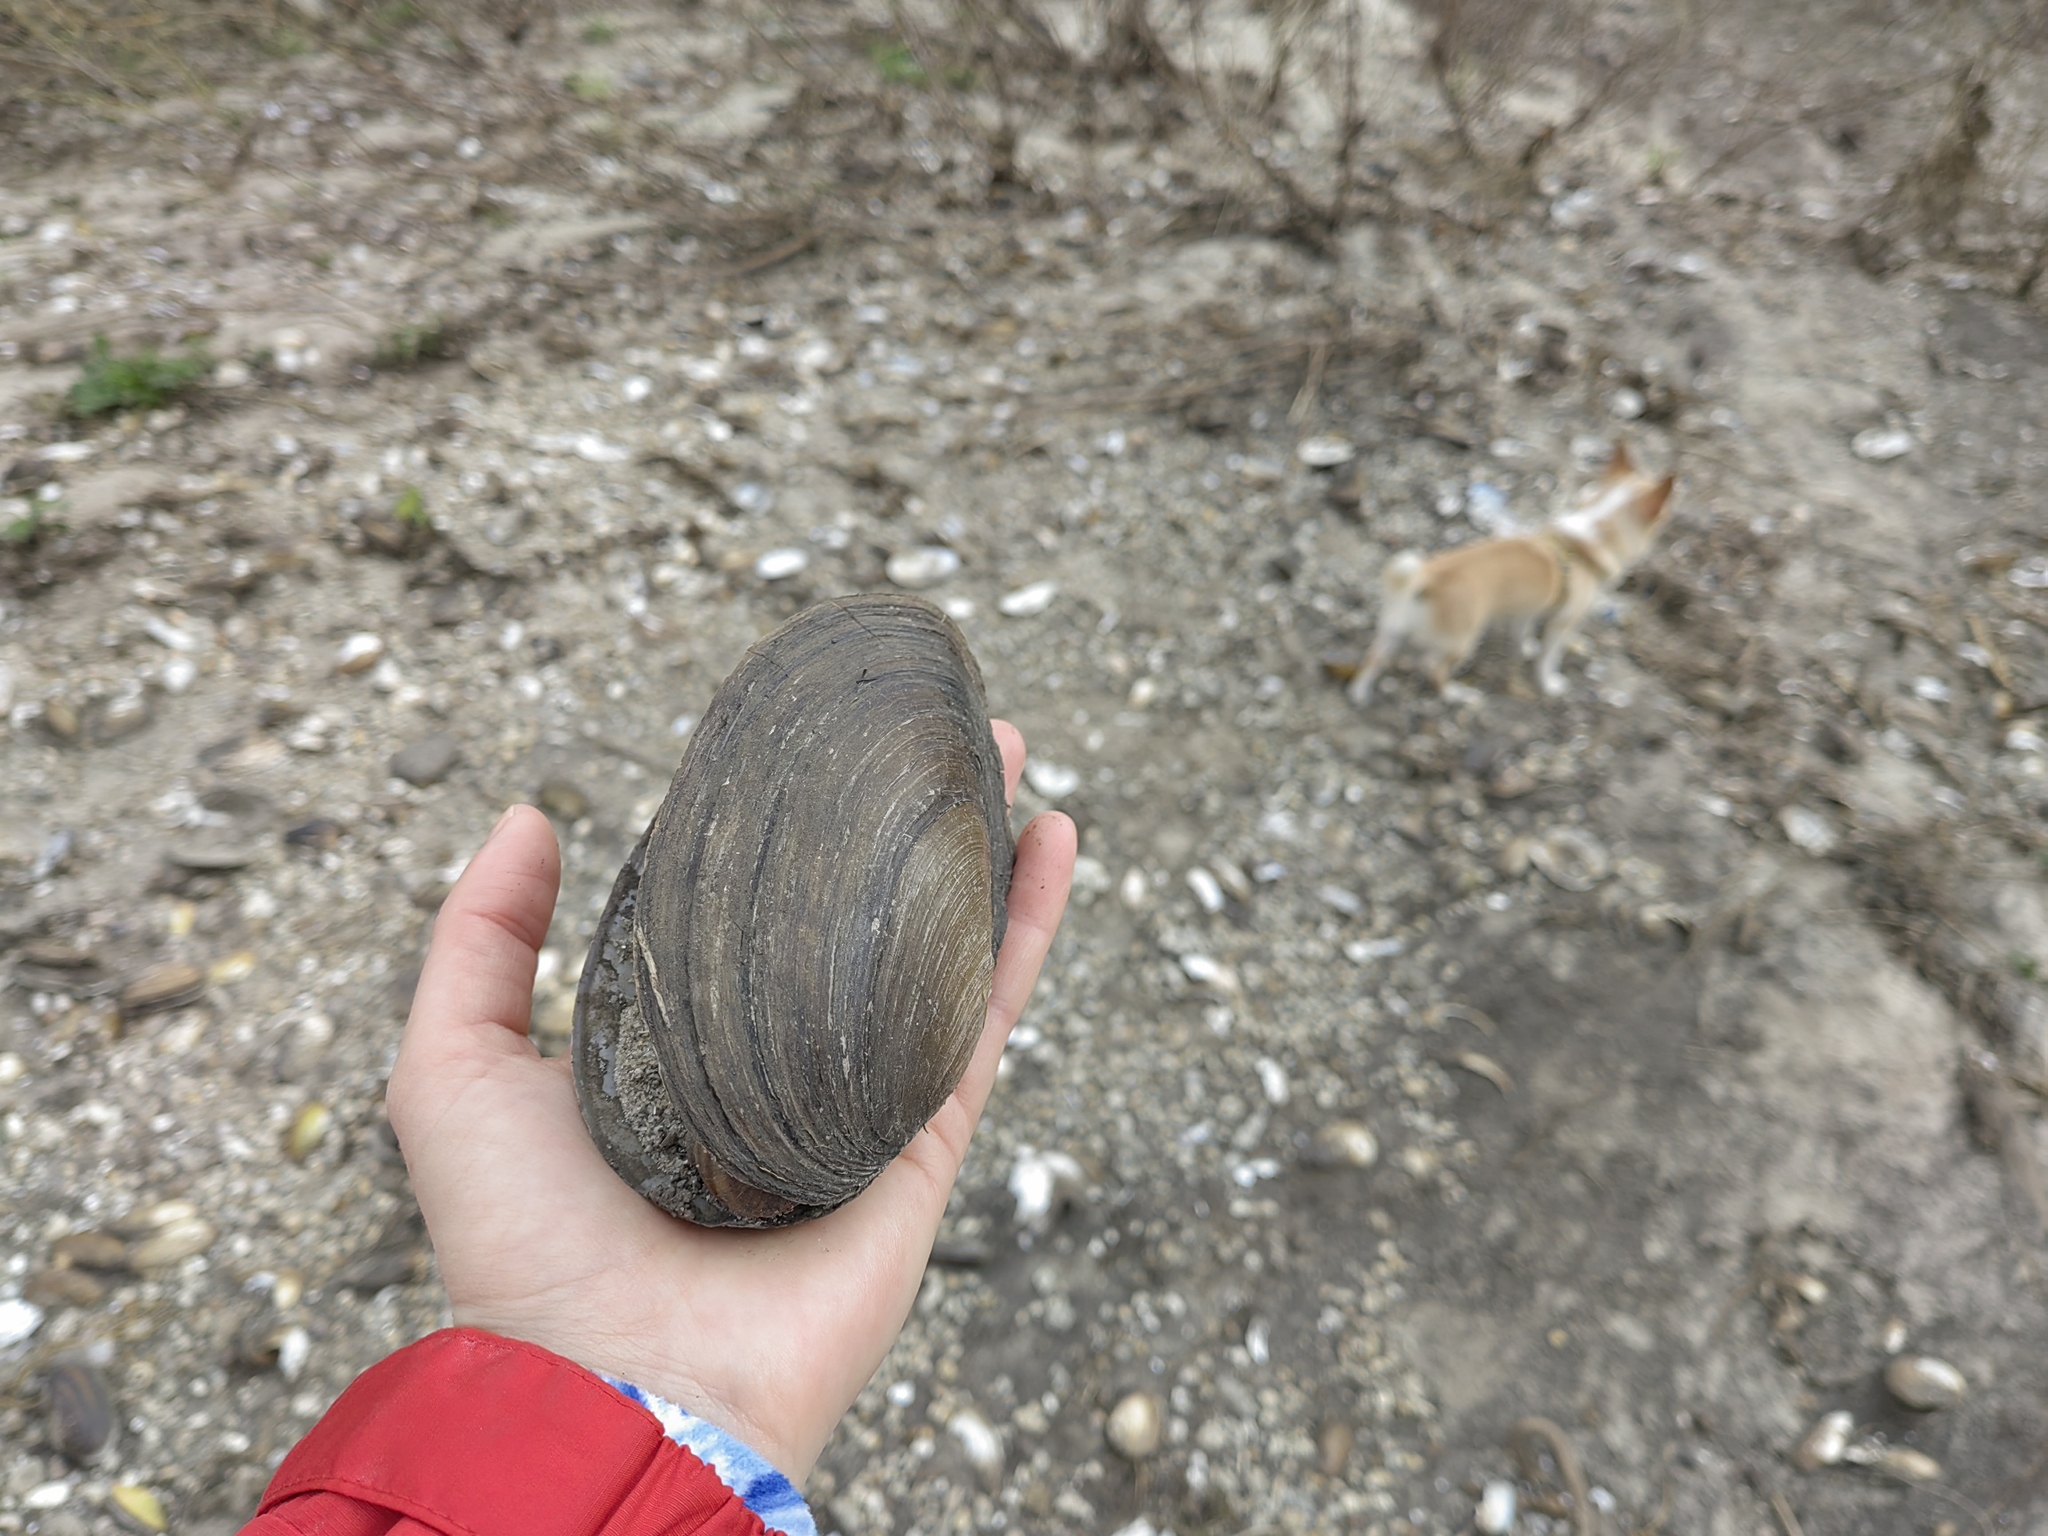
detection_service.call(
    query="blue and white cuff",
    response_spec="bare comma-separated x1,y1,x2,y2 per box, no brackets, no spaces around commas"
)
604,1376,818,1536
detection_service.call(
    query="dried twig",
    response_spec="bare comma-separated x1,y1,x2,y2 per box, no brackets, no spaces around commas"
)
1508,1416,1596,1536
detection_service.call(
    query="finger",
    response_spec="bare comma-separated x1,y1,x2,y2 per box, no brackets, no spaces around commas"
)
991,718,1024,806
401,804,562,1066
930,810,1076,1154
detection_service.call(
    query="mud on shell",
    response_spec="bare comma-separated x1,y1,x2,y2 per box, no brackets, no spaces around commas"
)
571,594,1014,1227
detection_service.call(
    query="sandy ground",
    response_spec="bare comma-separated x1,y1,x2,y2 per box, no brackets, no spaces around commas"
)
2,2,2047,1532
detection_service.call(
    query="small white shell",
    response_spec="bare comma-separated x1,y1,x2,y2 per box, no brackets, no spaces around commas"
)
1794,1409,1854,1470
1530,828,1611,891
1476,1479,1516,1534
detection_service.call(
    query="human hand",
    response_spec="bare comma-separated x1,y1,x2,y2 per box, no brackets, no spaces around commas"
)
384,721,1074,1483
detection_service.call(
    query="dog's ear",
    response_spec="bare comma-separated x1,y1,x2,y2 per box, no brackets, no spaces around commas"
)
1644,473,1676,521
1601,442,1636,481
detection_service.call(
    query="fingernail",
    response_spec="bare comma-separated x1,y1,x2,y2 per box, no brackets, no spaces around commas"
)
482,805,518,846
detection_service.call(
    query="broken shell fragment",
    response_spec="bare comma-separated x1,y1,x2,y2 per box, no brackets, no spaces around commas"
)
118,963,205,1019
1106,1391,1165,1461
1476,1479,1516,1534
572,596,1012,1228
1883,1355,1966,1411
1867,1445,1942,1481
1529,827,1610,891
1793,1409,1854,1470
287,1103,333,1162
127,1217,216,1270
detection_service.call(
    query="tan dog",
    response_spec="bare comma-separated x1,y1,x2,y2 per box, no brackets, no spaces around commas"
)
1349,445,1675,704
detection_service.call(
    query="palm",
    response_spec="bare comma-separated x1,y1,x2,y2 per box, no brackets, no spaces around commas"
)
386,723,1073,1482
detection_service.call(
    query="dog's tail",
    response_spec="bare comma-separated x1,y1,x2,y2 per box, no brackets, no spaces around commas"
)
1380,550,1427,598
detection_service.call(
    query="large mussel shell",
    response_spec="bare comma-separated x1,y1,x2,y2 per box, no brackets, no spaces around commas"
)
572,595,1013,1227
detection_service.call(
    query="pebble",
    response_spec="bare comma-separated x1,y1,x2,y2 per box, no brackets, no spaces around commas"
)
1851,428,1914,461
1186,867,1225,913
45,1357,115,1461
1476,1479,1516,1534
118,962,206,1019
1105,1391,1164,1460
1024,760,1080,799
1608,386,1647,419
1255,1056,1290,1105
1295,435,1355,468
537,779,591,820
1883,1355,1966,1411
1119,868,1149,908
1793,1409,1854,1469
1779,805,1838,855
334,633,385,674
285,818,345,851
127,1216,217,1269
390,734,461,786
288,1102,334,1162
1316,1418,1354,1477
1304,1120,1379,1169
948,1408,1005,1489
0,1296,46,1345
754,547,809,580
95,689,152,743
1529,827,1610,891
885,545,961,588
24,1269,106,1308
998,579,1059,617
1317,883,1364,917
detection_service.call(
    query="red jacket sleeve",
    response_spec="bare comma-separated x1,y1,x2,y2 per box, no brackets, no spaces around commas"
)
241,1329,766,1536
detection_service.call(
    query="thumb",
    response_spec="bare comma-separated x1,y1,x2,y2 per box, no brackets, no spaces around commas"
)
390,805,562,1112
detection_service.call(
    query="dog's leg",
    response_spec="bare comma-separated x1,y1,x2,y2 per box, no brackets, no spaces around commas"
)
1516,616,1542,659
1535,575,1599,698
1348,630,1398,705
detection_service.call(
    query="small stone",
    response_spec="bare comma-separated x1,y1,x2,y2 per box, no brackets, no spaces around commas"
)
1794,1409,1854,1470
1119,868,1148,909
390,734,461,787
110,1485,168,1533
1009,1146,1086,1229
334,633,385,674
1316,1418,1354,1477
885,545,961,589
44,696,82,742
1305,1120,1379,1169
24,1269,106,1308
1883,1355,1966,1411
118,962,206,1019
1106,1391,1164,1460
94,689,152,743
46,1357,115,1461
285,818,345,852
1186,868,1225,913
127,1216,217,1269
754,547,809,580
288,1102,334,1162
537,779,590,821
1851,428,1914,462
1296,435,1356,468
1608,386,1647,420
1779,805,1838,855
